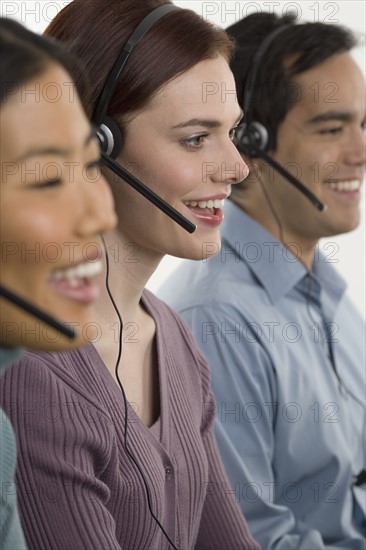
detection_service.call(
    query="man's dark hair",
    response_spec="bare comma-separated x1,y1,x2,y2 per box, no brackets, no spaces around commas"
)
227,12,357,150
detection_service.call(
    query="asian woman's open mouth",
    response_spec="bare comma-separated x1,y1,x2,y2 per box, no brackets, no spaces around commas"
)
48,259,102,304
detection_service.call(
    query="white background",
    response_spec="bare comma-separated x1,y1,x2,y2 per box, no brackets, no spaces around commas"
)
2,0,365,318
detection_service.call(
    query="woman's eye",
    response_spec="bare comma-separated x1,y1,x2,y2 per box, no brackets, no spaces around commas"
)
32,178,62,189
182,134,208,150
229,127,239,144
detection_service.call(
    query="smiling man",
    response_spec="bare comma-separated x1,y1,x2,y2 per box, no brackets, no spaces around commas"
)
159,12,366,549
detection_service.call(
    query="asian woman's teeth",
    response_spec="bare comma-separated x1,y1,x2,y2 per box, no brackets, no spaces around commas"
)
326,180,361,192
48,260,103,304
183,199,224,209
50,259,103,282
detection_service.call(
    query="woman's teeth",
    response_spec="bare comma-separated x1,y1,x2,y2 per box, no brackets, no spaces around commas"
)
184,199,224,208
50,260,102,284
326,180,360,191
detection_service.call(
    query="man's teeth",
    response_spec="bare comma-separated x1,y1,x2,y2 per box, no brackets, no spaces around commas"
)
51,260,102,282
326,180,360,192
184,199,224,208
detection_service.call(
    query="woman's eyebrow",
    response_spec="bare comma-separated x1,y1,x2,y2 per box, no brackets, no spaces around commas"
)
172,110,244,130
172,118,221,130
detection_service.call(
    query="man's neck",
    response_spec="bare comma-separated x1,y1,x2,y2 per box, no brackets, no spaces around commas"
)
230,196,317,271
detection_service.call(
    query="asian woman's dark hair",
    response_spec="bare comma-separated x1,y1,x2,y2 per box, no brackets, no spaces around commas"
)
0,16,89,104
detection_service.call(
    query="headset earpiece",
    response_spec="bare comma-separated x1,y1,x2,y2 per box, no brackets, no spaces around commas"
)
233,24,325,211
236,121,270,157
96,116,123,159
93,3,179,160
236,25,289,159
91,3,196,234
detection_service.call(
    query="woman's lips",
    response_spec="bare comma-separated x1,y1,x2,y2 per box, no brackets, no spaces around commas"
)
48,277,100,304
183,198,225,227
48,259,102,304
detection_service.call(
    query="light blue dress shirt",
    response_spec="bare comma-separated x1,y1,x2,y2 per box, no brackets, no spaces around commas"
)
158,200,366,549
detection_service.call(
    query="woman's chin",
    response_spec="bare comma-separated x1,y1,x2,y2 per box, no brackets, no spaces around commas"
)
15,300,99,351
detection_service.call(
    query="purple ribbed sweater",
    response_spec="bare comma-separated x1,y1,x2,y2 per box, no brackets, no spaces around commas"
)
0,290,259,550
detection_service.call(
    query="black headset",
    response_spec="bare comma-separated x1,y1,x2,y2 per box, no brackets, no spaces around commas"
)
93,3,179,159
234,25,326,212
95,7,190,549
236,24,288,156
93,3,196,234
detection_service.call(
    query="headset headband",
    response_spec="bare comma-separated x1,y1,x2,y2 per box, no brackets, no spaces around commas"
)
93,3,180,124
243,24,289,125
236,22,326,212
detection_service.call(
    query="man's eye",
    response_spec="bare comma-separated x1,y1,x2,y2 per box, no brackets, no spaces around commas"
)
319,127,343,135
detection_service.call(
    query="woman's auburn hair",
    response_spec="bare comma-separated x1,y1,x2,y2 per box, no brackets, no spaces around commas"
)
45,0,234,126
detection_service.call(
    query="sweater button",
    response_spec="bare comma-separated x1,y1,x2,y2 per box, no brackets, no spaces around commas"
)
164,466,172,480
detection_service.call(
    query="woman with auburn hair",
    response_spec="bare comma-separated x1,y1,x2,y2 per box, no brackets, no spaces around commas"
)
0,1,258,549
0,17,116,550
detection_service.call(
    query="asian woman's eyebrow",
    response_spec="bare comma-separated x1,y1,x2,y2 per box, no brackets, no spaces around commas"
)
14,128,97,163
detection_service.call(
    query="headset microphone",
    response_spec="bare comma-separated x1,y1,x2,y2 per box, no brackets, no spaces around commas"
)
101,153,196,233
93,4,196,234
0,285,76,339
235,24,327,212
237,132,326,212
92,8,192,549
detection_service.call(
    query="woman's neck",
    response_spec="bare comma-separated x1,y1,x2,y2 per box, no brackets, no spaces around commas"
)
89,229,162,366
93,231,161,423
98,229,162,319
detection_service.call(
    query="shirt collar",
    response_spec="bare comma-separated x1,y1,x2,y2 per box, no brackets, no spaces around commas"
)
312,252,347,320
221,200,347,312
